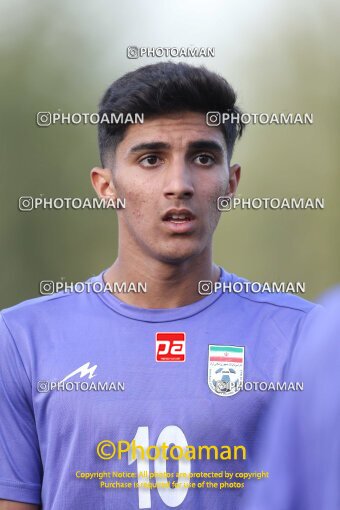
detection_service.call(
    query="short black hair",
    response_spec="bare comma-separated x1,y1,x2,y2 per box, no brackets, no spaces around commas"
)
98,62,245,166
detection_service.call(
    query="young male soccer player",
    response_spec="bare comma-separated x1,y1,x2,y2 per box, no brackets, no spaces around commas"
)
0,62,319,509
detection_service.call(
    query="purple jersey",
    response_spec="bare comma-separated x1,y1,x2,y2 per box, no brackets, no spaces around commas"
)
0,267,318,509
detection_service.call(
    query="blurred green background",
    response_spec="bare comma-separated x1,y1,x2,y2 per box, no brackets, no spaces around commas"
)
0,0,339,308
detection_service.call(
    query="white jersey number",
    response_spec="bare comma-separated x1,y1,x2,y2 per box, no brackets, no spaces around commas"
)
128,425,191,508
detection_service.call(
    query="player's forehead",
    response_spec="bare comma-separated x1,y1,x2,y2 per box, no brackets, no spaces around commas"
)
118,111,227,155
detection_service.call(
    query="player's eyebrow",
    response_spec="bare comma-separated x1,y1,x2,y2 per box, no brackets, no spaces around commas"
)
129,142,171,153
187,140,225,155
128,140,225,156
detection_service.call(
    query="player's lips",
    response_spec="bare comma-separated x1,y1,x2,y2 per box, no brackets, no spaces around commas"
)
161,208,197,234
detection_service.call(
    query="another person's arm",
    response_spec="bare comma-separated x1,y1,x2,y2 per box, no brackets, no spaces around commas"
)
0,501,40,509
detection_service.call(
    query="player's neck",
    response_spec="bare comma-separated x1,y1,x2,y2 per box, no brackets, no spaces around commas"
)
103,249,220,309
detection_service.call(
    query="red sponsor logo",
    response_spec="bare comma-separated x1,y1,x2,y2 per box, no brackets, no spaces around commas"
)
155,332,186,362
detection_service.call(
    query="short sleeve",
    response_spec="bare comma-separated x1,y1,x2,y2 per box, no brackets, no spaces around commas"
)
0,313,42,504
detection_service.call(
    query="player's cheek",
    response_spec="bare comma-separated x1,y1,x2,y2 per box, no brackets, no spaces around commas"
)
213,172,229,197
125,193,148,219
202,188,220,213
205,199,221,232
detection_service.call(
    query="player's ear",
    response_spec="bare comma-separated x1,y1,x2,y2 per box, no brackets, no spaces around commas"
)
90,167,118,202
228,163,241,196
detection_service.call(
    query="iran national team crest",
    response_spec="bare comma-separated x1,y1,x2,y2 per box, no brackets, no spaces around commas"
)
208,345,245,397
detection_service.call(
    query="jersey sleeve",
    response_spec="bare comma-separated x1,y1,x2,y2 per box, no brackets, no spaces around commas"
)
282,303,324,379
0,313,42,504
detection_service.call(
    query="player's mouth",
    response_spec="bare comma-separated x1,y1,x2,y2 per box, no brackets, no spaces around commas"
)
161,208,197,234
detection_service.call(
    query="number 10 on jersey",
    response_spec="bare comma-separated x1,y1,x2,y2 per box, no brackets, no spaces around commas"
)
129,425,191,508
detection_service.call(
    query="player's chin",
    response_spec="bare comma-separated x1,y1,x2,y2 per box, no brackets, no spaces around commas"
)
158,239,204,264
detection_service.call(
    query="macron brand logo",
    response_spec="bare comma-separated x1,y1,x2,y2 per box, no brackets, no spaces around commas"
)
156,332,186,362
61,362,98,382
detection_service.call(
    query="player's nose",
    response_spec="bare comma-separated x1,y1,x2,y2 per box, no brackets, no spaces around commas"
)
162,159,194,200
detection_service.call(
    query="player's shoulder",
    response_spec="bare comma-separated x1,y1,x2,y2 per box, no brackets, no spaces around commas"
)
222,269,316,316
2,291,73,322
1,279,94,328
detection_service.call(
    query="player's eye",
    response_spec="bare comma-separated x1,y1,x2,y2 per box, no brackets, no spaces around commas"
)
139,155,163,168
193,153,216,167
